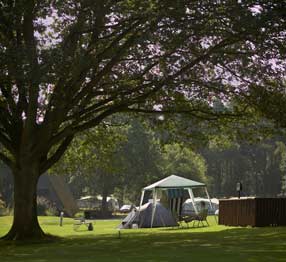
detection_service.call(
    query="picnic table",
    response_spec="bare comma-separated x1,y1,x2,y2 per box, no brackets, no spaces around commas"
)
73,217,94,231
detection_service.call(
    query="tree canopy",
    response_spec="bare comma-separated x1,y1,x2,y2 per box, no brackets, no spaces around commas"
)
0,1,285,171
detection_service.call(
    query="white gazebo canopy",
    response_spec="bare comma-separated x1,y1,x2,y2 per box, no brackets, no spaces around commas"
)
143,175,206,190
139,175,213,227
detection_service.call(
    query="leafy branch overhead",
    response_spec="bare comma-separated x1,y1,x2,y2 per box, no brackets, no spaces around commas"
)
0,1,285,172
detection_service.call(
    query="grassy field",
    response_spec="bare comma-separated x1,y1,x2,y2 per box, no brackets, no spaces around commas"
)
0,216,286,262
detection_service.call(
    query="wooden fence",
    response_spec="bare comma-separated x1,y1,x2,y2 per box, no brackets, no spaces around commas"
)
219,198,286,227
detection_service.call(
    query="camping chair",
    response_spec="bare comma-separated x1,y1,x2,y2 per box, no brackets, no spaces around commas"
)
192,209,209,227
178,214,197,228
177,215,193,228
178,209,209,228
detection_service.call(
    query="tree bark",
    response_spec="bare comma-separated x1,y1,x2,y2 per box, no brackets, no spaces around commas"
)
2,164,45,240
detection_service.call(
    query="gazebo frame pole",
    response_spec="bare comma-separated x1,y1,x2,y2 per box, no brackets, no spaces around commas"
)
204,187,213,211
204,187,218,224
139,190,145,211
151,188,157,228
188,188,198,214
138,190,145,227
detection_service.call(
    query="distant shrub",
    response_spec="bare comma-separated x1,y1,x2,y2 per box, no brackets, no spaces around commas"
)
0,198,12,216
74,211,84,218
37,196,57,216
0,199,5,216
0,198,5,209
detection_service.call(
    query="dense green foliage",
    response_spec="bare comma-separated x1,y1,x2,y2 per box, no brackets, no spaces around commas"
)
115,119,163,203
53,118,208,205
51,122,127,199
204,140,286,197
161,143,207,181
48,115,286,207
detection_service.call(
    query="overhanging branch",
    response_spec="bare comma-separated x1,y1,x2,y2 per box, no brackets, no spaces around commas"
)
0,151,14,169
40,135,74,174
0,132,15,156
124,106,249,120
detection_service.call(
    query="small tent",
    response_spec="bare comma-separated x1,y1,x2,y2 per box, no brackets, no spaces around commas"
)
139,175,213,227
119,202,177,229
182,198,219,215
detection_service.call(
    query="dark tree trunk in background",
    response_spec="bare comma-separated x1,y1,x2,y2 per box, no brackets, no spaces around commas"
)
101,187,109,217
2,164,45,240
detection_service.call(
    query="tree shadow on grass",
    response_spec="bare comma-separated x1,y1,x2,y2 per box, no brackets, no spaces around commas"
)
1,226,286,262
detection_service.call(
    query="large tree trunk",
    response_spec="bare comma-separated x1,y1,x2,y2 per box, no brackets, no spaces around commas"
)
2,164,45,240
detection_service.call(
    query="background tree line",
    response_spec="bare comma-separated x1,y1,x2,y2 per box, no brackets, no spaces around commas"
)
49,115,286,207
1,114,286,210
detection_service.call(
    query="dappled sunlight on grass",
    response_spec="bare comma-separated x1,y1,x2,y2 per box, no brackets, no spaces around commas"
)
1,216,286,261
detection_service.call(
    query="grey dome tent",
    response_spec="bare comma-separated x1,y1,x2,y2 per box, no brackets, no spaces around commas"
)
119,202,177,229
182,198,219,215
139,175,214,227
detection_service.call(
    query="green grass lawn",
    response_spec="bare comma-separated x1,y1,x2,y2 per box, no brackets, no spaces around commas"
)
0,216,286,262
